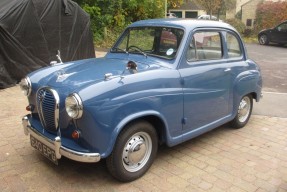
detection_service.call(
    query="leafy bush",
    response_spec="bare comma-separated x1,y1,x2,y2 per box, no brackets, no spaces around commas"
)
74,0,165,48
225,18,246,35
243,29,253,37
254,1,287,32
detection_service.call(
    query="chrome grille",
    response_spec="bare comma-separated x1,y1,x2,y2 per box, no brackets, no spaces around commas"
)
37,88,59,132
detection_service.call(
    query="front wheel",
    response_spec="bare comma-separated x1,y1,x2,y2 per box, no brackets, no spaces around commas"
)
230,95,253,129
106,121,158,182
258,34,269,45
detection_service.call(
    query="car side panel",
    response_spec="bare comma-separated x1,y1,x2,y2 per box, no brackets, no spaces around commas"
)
76,69,184,157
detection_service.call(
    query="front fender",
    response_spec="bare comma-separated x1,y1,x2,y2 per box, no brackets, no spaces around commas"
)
76,69,183,158
104,110,168,158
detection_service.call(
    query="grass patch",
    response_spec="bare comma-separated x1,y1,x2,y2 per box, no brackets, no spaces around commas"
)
243,37,258,44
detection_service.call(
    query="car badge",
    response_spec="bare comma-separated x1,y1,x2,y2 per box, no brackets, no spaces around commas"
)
56,70,75,82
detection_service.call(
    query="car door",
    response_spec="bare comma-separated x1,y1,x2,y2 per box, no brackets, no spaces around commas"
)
270,22,287,43
178,30,243,135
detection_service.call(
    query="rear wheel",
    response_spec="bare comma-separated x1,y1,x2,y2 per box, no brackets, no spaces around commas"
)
230,95,253,128
106,121,158,182
259,34,269,45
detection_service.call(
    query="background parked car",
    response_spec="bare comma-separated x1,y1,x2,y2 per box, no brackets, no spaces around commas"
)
258,20,287,46
166,13,177,18
197,14,220,21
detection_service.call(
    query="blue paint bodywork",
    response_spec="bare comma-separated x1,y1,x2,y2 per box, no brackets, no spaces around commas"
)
25,19,262,159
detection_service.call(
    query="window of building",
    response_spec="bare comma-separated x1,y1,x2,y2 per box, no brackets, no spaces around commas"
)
246,19,252,27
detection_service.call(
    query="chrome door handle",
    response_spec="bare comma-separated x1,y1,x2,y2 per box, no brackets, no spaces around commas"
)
224,68,231,72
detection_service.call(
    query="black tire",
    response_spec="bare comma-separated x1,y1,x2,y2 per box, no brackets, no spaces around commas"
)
106,120,158,182
230,95,253,129
258,34,269,45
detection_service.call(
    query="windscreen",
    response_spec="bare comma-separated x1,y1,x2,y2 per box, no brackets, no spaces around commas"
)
111,27,184,60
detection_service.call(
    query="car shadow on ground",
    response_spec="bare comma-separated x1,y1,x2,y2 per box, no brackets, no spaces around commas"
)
33,123,234,185
265,43,287,48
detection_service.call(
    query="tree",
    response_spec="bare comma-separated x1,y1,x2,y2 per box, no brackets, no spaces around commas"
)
196,0,236,18
196,0,222,16
167,0,185,9
218,0,236,18
255,1,287,31
72,0,166,46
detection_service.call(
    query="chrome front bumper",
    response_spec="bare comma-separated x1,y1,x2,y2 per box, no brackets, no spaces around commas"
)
22,115,101,163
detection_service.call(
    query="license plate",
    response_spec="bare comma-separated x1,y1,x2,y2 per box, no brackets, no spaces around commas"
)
30,135,58,165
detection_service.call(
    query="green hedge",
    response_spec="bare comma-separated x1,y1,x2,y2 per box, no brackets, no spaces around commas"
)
74,0,165,48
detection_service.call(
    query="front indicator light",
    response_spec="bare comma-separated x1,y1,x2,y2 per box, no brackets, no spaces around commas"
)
26,105,34,112
65,93,83,119
72,130,80,139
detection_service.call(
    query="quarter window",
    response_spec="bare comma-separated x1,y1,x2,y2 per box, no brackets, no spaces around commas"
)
187,31,222,62
277,23,287,32
226,32,242,58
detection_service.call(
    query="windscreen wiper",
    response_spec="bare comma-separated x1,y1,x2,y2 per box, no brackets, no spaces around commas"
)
111,47,128,54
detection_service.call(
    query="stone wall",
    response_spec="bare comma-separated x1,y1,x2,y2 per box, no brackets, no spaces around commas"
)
241,0,263,28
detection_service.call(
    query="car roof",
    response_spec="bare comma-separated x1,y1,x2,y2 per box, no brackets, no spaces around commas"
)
129,18,234,31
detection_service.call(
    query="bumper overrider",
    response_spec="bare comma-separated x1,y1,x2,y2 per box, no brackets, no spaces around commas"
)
22,115,101,163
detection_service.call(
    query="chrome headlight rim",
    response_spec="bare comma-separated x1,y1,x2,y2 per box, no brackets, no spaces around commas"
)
19,77,32,96
65,93,83,119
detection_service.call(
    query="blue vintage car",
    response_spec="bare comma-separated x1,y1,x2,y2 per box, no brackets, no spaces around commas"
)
21,19,262,182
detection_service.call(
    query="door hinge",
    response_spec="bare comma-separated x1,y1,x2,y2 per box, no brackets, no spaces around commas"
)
180,78,185,85
182,117,187,125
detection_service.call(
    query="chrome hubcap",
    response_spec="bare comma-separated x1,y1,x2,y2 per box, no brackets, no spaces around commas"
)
238,96,251,123
122,132,152,172
260,35,266,44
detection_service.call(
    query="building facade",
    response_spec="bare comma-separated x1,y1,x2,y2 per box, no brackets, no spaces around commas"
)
241,0,263,28
169,0,286,28
168,1,205,18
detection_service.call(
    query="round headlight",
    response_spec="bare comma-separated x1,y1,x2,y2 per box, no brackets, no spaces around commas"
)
65,93,83,119
19,77,32,96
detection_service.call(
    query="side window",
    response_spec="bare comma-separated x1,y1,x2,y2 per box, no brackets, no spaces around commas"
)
187,31,222,62
226,32,242,58
159,28,183,58
277,23,287,32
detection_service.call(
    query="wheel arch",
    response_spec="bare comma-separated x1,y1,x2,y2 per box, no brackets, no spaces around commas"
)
258,32,268,38
232,71,261,117
103,111,168,158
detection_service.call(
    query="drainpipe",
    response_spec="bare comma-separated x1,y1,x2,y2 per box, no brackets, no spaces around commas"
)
165,0,167,18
